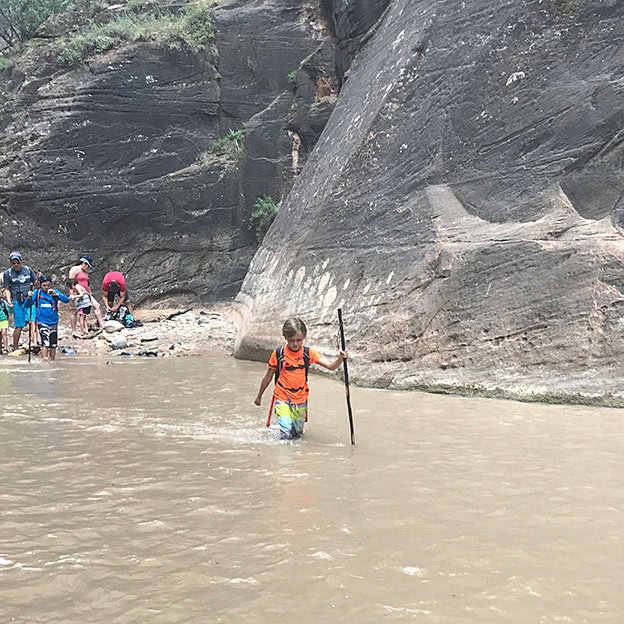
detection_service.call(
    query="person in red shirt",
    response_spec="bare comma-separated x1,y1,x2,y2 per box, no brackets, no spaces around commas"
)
101,271,134,317
254,318,347,440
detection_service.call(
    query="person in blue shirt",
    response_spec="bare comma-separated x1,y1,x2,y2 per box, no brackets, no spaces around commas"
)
3,251,38,352
27,275,70,362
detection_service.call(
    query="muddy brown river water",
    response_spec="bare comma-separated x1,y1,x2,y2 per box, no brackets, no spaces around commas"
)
1,356,623,623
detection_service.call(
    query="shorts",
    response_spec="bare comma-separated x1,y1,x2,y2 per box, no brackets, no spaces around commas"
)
274,400,308,440
38,323,58,349
0,320,7,329
107,288,130,305
79,306,92,316
12,300,36,328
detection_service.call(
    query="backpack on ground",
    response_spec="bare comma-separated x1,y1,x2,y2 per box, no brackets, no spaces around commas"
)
113,304,137,328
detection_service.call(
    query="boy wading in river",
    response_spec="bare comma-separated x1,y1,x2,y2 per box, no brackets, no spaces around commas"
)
27,275,70,362
254,318,348,440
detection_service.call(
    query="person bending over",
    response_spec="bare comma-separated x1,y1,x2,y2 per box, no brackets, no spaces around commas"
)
101,270,134,318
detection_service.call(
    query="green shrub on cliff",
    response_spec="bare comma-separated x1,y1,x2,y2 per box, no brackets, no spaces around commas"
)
57,0,214,67
211,129,244,152
250,195,280,243
0,0,74,49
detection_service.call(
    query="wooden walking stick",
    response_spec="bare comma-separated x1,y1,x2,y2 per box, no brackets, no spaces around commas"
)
337,308,355,445
27,300,33,363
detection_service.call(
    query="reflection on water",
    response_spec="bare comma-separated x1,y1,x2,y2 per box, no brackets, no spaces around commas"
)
1,356,623,623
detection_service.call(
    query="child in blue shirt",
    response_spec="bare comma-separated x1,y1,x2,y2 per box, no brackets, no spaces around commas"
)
27,274,70,362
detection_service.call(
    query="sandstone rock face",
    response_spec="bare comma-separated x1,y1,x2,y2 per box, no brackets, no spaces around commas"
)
236,0,624,405
0,0,349,305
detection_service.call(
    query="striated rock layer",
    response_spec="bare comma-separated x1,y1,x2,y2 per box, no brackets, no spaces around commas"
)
236,0,624,405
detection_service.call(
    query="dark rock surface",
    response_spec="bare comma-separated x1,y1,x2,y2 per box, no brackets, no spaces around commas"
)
236,0,624,405
0,0,362,305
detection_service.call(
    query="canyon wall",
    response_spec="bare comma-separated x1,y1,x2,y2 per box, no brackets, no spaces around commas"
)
236,0,624,404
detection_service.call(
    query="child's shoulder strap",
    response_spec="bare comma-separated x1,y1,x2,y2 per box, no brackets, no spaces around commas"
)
274,346,285,384
303,346,310,379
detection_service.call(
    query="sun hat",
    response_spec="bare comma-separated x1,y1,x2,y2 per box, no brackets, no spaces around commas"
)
80,254,94,267
9,251,21,260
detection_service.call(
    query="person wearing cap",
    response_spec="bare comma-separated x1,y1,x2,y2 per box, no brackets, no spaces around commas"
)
3,251,39,351
26,275,70,362
68,254,104,333
101,270,134,317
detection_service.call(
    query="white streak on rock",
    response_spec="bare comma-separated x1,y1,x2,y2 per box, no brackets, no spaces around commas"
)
324,286,337,308
318,272,331,293
506,71,526,86
294,267,305,289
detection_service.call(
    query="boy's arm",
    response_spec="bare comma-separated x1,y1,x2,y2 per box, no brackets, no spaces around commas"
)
3,286,12,307
52,290,70,303
317,350,348,371
254,368,275,406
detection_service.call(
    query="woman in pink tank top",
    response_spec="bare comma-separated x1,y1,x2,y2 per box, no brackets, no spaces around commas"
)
75,269,90,292
68,255,104,335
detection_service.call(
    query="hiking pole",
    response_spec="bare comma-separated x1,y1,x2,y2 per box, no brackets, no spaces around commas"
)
337,308,355,445
27,301,32,363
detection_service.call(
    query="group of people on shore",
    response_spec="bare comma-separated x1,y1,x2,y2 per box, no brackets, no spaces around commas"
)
1,251,135,361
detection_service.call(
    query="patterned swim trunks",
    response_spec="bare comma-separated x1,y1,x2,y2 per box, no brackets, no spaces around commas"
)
38,323,58,349
274,401,308,440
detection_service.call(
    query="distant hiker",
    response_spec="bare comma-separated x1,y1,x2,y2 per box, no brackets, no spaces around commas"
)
26,275,70,362
3,251,39,351
68,255,104,331
102,270,134,318
66,278,91,338
254,317,348,440
0,292,10,353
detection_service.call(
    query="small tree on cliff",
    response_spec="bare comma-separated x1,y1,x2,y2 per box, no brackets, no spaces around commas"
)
251,195,280,243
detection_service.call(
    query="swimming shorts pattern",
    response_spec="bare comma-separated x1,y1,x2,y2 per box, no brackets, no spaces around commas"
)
38,323,58,349
274,401,308,440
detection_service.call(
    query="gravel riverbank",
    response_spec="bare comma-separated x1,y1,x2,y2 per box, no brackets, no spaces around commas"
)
7,306,240,360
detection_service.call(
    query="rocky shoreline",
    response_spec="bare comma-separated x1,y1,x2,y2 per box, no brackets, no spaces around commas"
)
5,306,240,360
